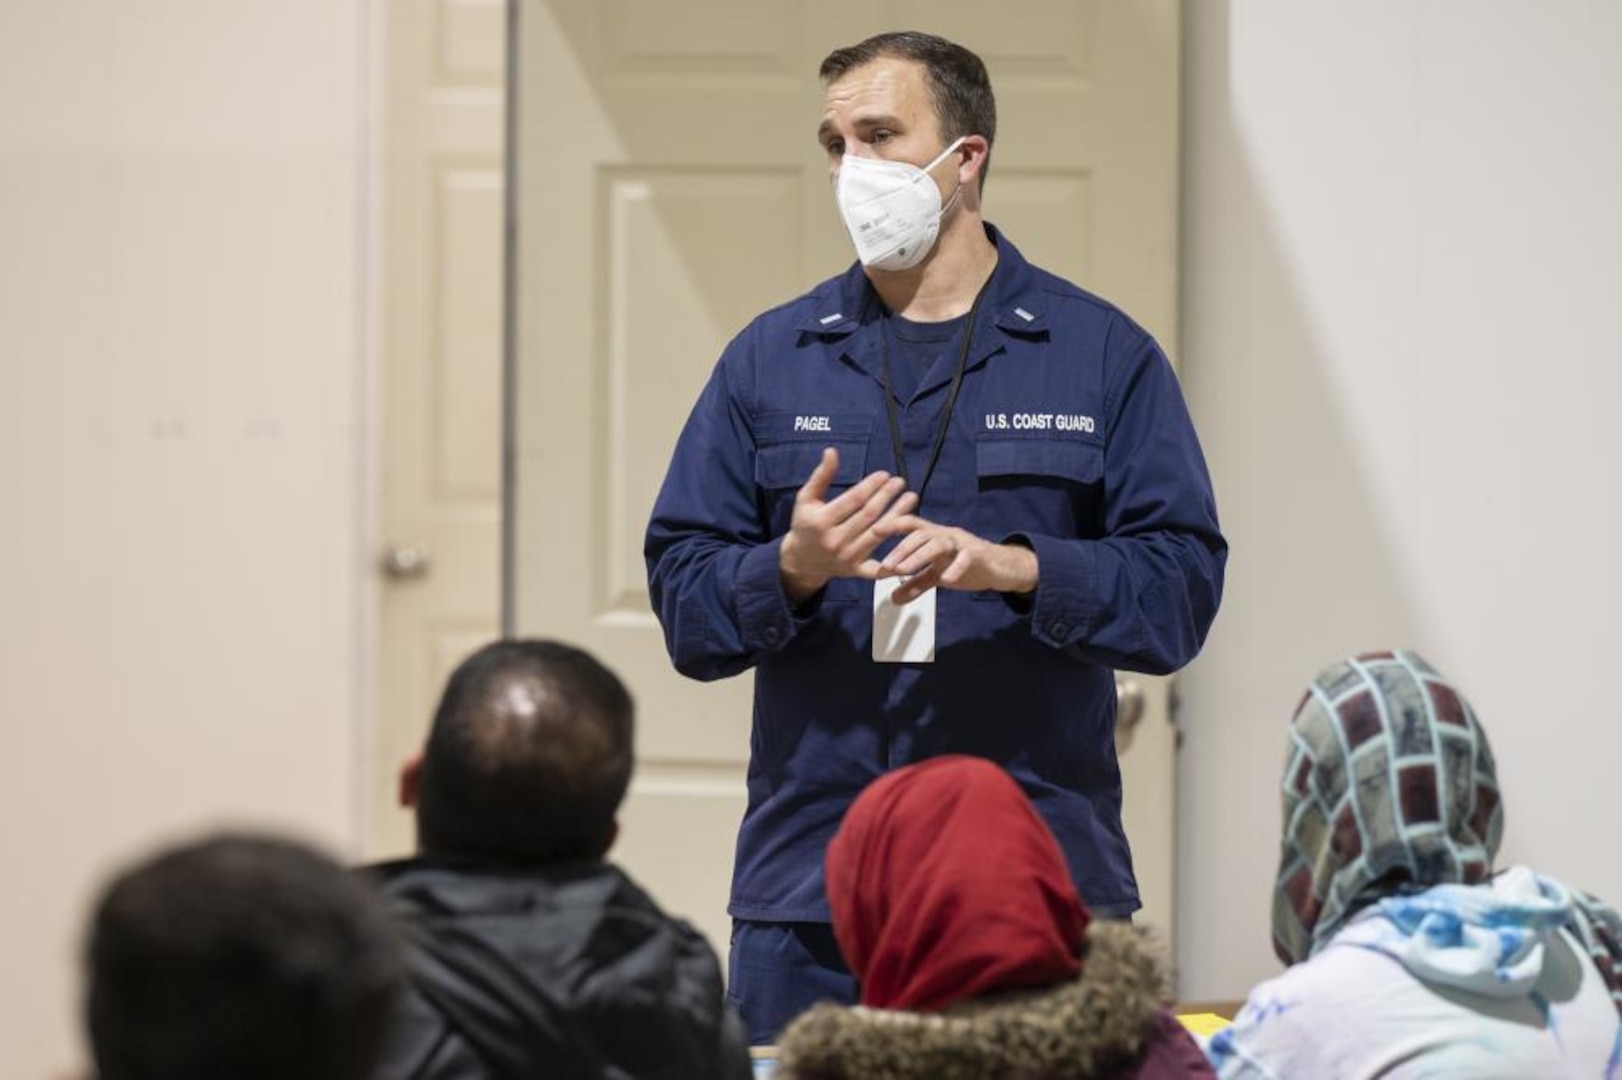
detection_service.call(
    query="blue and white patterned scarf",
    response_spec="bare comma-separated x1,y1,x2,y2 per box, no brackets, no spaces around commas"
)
1272,650,1622,1015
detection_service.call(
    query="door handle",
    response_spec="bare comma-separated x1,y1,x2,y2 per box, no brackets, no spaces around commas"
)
382,545,432,580
1115,678,1145,753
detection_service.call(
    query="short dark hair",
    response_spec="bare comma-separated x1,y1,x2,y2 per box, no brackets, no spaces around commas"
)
85,833,401,1080
819,31,998,188
416,638,634,862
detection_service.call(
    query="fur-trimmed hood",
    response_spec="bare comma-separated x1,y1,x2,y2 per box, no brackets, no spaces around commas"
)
774,922,1210,1080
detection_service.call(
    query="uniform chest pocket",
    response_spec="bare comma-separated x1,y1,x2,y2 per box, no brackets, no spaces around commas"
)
755,422,872,606
974,435,1104,541
755,437,869,490
756,415,872,530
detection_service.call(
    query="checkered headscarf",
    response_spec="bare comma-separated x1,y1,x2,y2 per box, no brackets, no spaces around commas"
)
1271,651,1502,965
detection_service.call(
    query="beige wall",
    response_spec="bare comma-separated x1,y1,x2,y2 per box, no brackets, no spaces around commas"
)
0,1,373,1073
1178,1,1622,999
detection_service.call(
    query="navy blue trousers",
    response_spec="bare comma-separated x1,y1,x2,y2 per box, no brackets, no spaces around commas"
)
727,920,857,1046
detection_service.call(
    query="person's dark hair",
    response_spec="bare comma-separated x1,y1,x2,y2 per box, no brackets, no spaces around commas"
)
416,638,634,862
85,833,402,1080
819,30,997,189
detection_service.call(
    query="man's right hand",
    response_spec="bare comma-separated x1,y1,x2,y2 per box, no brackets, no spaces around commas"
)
779,447,916,604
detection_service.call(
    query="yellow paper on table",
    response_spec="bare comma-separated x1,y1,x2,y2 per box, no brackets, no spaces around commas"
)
1177,1012,1234,1038
750,1047,779,1079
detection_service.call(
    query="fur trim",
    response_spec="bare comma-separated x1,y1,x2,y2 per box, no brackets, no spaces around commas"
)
774,922,1172,1079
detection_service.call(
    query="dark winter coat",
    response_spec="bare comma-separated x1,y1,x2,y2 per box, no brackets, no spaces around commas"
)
370,856,751,1080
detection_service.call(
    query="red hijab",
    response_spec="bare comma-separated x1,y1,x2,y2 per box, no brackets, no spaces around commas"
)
825,755,1091,1012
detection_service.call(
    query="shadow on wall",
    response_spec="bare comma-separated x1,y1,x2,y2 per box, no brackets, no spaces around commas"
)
1173,1,1422,1002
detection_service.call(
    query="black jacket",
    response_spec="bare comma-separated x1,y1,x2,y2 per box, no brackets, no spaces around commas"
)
370,856,751,1080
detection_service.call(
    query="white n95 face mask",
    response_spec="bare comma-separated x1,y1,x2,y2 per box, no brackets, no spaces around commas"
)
834,136,966,271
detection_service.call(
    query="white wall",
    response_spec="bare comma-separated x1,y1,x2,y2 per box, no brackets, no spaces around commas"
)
1178,1,1622,999
0,2,372,1073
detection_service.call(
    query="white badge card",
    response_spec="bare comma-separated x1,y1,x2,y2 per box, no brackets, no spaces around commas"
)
872,577,936,663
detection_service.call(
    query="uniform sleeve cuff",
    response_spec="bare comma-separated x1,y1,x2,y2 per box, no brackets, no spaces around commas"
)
1003,531,1092,648
735,537,801,653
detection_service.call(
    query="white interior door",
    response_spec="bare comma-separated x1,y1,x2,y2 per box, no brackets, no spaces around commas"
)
373,0,508,857
512,0,1182,953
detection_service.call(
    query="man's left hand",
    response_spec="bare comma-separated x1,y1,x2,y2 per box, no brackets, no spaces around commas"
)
873,514,1038,604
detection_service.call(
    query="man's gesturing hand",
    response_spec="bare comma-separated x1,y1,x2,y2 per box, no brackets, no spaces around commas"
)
779,448,918,603
873,513,1039,605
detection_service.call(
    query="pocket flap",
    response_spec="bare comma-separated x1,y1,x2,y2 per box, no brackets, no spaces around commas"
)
976,437,1102,483
756,436,869,489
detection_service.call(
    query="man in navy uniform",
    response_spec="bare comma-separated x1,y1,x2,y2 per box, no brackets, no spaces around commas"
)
645,30,1226,1043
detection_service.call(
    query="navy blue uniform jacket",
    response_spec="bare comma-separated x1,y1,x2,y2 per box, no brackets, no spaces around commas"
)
645,226,1226,921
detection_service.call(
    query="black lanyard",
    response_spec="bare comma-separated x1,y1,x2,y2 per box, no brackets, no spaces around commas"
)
878,286,987,509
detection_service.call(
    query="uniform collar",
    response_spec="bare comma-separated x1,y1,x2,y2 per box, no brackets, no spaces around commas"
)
793,223,1050,338
795,225,1048,404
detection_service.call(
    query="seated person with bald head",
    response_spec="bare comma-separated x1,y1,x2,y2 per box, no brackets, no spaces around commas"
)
372,639,750,1080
